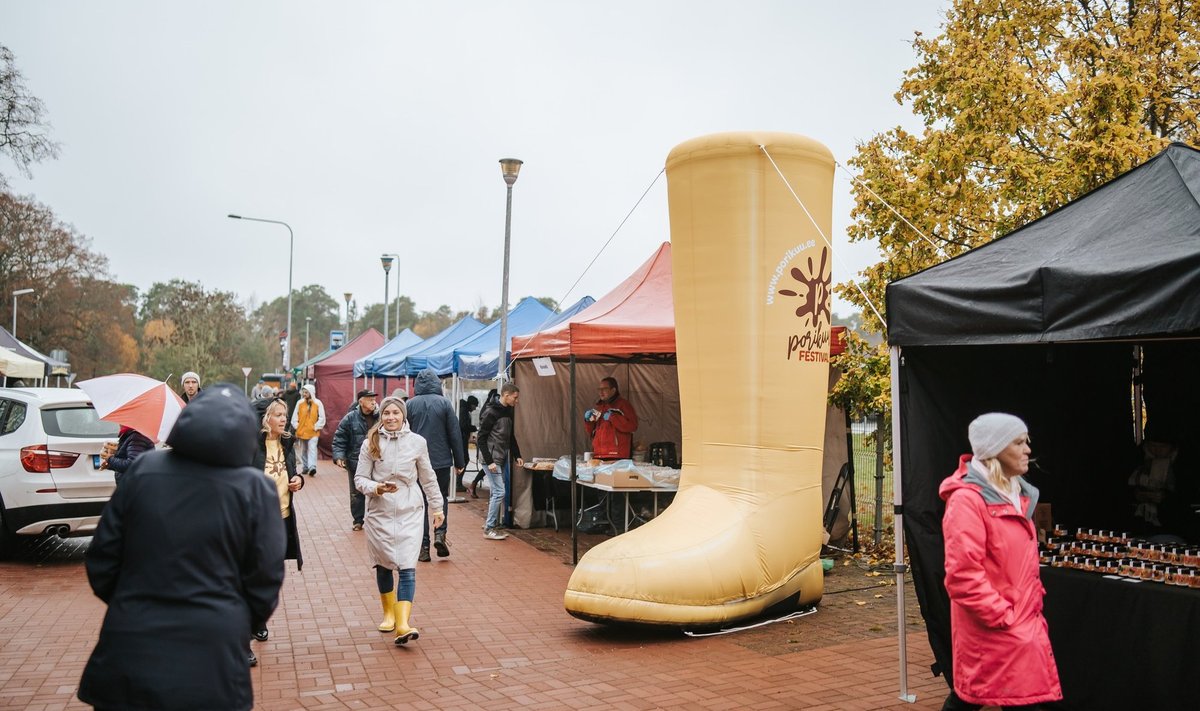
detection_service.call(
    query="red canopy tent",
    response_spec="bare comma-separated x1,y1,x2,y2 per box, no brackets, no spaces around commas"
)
512,242,675,358
314,328,385,458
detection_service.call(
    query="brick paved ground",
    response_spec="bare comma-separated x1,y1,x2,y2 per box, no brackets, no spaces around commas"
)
0,460,954,710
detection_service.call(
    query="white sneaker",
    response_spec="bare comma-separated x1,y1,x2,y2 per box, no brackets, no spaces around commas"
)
484,529,509,540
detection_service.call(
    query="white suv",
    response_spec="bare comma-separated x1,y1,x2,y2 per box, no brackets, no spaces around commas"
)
0,387,119,557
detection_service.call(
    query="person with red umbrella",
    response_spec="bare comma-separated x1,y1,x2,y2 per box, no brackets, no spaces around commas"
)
100,426,154,484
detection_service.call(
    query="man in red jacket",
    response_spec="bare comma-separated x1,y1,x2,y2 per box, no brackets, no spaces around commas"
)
583,377,638,460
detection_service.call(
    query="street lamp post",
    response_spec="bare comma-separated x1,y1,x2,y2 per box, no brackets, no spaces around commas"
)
381,253,401,337
343,292,353,335
304,316,312,364
380,254,395,340
11,288,34,338
497,158,523,382
228,214,294,372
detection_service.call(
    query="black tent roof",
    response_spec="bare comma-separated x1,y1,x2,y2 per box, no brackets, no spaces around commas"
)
888,143,1200,346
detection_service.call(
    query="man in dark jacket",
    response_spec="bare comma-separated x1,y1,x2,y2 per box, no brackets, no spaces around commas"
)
478,382,522,539
406,368,466,560
78,383,285,711
332,389,379,531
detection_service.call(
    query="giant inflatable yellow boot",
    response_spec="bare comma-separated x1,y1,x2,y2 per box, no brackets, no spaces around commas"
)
564,132,834,626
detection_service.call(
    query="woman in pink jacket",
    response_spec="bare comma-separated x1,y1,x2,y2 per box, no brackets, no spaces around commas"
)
938,413,1062,710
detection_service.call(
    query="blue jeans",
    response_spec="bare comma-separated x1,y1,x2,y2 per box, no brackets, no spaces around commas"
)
375,566,416,602
421,467,450,548
485,463,506,530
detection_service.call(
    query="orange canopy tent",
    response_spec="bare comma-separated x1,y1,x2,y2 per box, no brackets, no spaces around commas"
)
511,242,676,359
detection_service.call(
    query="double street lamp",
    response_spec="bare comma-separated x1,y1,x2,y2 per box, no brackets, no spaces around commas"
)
497,158,523,382
11,288,34,338
229,214,294,372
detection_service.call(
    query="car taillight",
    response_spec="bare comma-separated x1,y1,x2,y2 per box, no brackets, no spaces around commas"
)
19,445,81,473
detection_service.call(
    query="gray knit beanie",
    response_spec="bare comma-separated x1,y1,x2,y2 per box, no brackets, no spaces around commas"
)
969,413,1028,460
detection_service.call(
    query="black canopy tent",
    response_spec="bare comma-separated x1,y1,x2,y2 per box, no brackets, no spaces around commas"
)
886,143,1200,708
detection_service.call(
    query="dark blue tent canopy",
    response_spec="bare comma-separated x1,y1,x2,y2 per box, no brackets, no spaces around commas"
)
377,316,486,377
423,297,556,377
457,296,595,379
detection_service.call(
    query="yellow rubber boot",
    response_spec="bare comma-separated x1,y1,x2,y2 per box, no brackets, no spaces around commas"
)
564,132,834,627
378,591,396,632
393,600,419,645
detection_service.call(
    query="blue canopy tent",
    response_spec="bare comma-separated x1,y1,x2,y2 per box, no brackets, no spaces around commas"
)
425,297,557,378
456,296,595,380
377,316,486,377
353,328,425,378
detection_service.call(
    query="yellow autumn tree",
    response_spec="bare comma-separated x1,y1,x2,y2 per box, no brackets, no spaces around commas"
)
833,0,1200,419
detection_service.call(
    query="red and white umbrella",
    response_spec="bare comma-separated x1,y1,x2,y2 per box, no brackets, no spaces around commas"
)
76,373,186,443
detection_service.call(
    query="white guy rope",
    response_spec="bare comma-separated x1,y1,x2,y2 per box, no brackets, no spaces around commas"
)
501,167,666,377
832,158,944,257
758,145,887,330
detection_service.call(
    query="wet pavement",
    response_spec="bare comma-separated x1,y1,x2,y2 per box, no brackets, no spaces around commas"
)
0,460,952,710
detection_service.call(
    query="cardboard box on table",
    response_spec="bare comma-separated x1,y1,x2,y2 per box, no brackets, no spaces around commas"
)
593,468,654,489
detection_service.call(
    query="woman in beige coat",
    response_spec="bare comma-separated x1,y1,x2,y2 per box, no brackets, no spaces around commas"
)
354,396,445,645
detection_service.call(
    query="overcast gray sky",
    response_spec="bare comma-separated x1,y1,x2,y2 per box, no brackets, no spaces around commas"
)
4,1,946,320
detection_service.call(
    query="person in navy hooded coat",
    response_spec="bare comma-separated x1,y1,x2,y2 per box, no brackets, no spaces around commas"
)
78,383,286,711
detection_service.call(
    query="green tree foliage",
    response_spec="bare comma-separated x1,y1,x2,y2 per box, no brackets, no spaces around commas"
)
0,192,138,378
354,296,420,339
413,304,458,338
834,0,1200,419
139,280,262,385
252,284,346,362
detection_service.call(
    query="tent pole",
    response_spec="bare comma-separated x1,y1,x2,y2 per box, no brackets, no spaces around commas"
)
1133,345,1144,445
844,409,860,553
448,374,465,503
891,346,916,703
570,355,578,565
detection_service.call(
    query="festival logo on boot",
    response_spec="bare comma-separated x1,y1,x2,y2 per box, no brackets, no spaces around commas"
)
768,243,831,363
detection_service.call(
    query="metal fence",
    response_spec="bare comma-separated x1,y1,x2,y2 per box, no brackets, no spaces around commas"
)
850,414,894,546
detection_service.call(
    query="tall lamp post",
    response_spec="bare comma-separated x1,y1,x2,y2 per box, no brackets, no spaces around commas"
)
229,214,294,372
380,254,396,340
304,316,312,364
11,288,34,338
343,292,353,335
381,253,401,337
497,158,523,382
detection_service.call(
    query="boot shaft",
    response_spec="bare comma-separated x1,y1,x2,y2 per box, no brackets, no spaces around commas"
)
666,132,834,495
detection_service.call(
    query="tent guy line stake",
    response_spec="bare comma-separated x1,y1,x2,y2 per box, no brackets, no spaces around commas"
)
758,145,887,330
503,167,666,376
